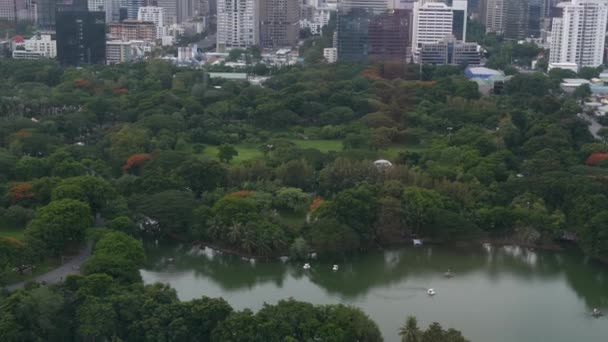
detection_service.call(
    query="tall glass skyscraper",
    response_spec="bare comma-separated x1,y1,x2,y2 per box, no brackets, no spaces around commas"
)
56,7,106,65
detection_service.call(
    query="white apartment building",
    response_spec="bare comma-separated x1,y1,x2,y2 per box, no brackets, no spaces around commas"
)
412,1,453,59
24,34,56,58
216,0,259,52
323,47,337,63
138,6,166,38
106,40,153,64
411,0,467,61
300,6,334,35
549,0,608,71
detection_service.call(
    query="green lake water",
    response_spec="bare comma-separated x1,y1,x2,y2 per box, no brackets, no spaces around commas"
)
141,243,608,342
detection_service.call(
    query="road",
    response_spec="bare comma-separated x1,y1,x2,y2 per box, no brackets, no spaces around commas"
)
5,243,92,291
578,113,603,139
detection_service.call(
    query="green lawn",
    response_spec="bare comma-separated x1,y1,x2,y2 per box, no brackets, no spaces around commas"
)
0,228,25,240
3,258,59,285
286,139,344,153
200,140,426,164
202,144,264,163
379,144,427,159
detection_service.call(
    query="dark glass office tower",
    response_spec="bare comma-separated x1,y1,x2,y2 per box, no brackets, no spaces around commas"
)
337,8,371,61
368,9,411,61
528,2,542,38
35,0,57,30
56,8,106,65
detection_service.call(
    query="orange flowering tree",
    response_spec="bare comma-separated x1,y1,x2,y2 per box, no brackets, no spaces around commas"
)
8,182,34,204
122,153,152,173
586,153,608,166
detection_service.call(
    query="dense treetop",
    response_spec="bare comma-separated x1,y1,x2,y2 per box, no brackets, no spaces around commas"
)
0,57,607,283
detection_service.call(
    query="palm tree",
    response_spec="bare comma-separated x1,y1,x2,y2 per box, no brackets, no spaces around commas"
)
399,316,421,342
227,222,243,245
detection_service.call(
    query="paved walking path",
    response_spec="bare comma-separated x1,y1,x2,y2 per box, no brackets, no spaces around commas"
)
579,113,603,139
5,243,92,291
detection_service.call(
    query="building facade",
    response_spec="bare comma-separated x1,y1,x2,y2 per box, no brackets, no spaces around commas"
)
323,47,337,62
0,0,16,21
412,1,453,58
35,0,57,29
549,0,608,70
216,0,259,52
420,35,481,65
368,9,411,60
106,40,152,64
156,0,177,23
503,0,528,40
260,0,299,48
483,0,505,34
336,8,371,61
56,9,106,65
138,6,165,37
339,0,389,14
24,34,56,57
109,20,157,41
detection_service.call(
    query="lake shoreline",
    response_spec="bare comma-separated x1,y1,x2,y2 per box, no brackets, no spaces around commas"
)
187,234,591,263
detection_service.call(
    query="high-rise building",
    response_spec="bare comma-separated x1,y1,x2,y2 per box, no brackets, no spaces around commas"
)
368,9,411,59
156,0,177,23
127,0,144,18
109,20,158,41
451,0,467,41
106,40,152,64
24,34,56,57
412,1,467,61
336,8,371,61
549,0,608,71
216,0,259,52
339,0,390,14
503,0,528,40
412,2,453,55
56,8,106,65
260,0,299,48
482,0,504,34
138,6,165,37
34,0,57,29
0,0,17,21
336,7,410,61
482,0,548,39
420,35,481,65
528,0,544,38
87,0,122,23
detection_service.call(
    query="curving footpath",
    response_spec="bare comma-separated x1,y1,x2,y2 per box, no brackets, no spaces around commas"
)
5,243,92,292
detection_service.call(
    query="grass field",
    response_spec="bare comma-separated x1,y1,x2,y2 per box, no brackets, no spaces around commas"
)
0,228,25,240
201,139,426,164
202,145,264,163
2,258,60,285
286,139,343,153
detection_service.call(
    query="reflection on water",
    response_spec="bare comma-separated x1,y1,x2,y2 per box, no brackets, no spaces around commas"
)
141,243,608,342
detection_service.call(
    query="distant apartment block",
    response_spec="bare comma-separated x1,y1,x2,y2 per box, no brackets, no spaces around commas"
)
106,40,152,64
109,20,157,41
549,0,608,70
216,0,259,52
137,6,166,38
260,0,299,48
420,36,481,66
24,34,57,58
323,47,337,63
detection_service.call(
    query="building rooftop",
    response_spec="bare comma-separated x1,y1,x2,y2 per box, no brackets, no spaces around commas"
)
561,78,590,87
465,67,504,79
